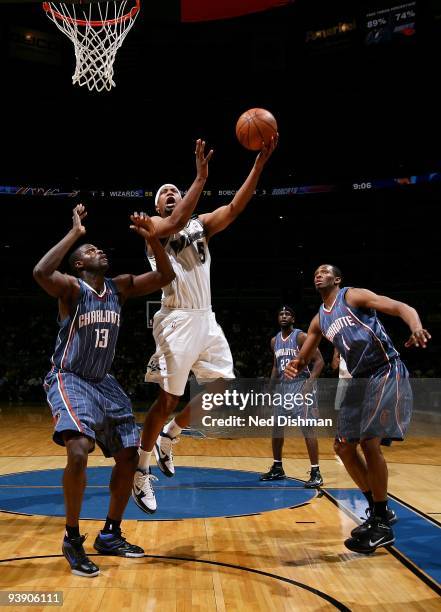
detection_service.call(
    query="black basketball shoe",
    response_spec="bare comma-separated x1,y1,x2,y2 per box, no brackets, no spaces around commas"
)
345,517,395,554
94,530,144,557
62,534,100,577
351,507,397,537
304,467,323,488
260,464,286,481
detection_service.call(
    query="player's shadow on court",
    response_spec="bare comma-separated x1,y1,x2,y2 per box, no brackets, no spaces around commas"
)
0,559,68,586
284,550,389,567
146,545,291,569
147,544,206,561
157,540,343,568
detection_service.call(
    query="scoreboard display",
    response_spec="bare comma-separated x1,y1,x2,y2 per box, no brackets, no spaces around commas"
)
364,1,416,44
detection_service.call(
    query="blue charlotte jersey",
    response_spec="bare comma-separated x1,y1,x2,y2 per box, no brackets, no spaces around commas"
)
50,278,121,381
318,287,399,377
274,329,309,379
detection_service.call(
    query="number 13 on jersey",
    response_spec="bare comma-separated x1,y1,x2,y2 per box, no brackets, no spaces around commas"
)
95,328,109,348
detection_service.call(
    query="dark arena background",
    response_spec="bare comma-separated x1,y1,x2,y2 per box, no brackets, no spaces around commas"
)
0,1,440,610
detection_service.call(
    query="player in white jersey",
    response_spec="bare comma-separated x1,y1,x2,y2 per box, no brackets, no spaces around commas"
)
131,135,278,513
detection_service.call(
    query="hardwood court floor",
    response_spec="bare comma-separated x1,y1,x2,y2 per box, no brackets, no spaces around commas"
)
0,407,440,611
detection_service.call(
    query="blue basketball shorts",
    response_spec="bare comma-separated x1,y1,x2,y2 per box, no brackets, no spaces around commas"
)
336,358,412,443
272,378,319,436
44,369,139,457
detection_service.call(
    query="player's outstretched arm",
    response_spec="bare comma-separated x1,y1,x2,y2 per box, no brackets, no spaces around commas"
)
298,332,325,378
346,288,431,348
151,138,213,238
199,134,278,238
285,315,323,379
331,347,340,371
270,337,279,380
114,214,175,299
268,337,280,390
33,204,85,299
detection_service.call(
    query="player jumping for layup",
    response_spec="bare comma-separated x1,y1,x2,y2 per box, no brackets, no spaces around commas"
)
131,135,278,514
285,264,430,553
34,204,174,577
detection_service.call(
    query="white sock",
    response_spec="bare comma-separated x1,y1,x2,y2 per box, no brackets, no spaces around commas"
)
335,454,343,465
311,464,320,469
138,448,152,471
164,419,182,439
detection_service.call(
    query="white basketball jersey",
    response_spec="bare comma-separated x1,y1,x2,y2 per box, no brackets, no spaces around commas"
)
147,216,212,309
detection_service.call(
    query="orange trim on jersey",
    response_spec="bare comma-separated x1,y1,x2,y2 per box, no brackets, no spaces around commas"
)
60,304,79,369
57,373,83,432
280,330,294,342
394,370,404,438
365,364,391,431
344,305,390,365
81,279,108,299
321,295,338,314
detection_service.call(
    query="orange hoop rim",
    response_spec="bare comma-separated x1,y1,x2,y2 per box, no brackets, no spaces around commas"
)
42,0,140,27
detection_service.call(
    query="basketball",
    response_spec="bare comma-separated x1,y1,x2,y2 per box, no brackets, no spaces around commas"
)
235,108,278,151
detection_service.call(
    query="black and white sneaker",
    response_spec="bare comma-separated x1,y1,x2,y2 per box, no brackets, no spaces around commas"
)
132,468,158,513
259,464,286,481
304,468,323,488
351,507,397,537
94,530,144,557
62,534,100,577
154,431,179,477
345,517,395,554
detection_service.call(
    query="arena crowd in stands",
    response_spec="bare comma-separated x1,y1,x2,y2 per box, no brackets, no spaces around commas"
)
1,295,439,406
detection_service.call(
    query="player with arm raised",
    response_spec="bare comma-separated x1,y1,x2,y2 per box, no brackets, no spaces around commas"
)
131,135,278,514
285,264,430,554
147,138,213,239
33,204,174,577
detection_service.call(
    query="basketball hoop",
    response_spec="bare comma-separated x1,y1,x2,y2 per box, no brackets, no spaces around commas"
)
43,1,141,92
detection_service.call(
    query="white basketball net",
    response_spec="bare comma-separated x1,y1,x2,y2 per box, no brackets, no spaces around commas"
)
43,1,140,92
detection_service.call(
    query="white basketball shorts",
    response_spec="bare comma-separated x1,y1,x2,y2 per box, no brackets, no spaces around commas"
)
145,307,234,396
